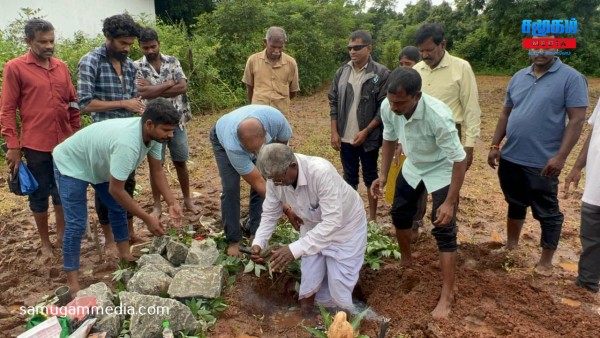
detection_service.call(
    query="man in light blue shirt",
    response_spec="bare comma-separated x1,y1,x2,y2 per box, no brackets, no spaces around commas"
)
371,67,467,320
210,104,293,256
53,98,184,295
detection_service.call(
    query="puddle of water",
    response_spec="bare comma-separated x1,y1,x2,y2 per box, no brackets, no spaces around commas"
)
558,262,578,272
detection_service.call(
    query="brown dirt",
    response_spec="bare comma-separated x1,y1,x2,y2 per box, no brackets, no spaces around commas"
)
1,76,600,337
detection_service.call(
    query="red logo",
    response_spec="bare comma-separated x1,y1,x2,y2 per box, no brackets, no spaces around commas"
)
522,38,576,49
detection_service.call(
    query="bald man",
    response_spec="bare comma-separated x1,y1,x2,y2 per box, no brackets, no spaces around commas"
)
210,105,293,256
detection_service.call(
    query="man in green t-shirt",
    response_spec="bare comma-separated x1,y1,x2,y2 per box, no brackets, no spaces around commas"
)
53,98,184,294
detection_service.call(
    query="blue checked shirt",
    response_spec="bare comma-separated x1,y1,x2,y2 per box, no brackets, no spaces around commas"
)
77,44,138,122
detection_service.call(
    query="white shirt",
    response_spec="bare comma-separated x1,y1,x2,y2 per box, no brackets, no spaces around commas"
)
583,103,600,206
253,154,366,258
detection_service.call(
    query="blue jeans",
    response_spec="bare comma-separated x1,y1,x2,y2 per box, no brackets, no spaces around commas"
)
210,127,263,243
54,163,129,271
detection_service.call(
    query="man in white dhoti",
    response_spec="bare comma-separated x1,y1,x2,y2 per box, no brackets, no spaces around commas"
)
250,143,367,316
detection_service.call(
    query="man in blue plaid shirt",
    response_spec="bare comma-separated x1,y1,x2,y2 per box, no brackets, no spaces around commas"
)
77,13,146,257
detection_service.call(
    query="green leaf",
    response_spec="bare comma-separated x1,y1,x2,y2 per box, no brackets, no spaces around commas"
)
319,306,332,328
227,275,236,286
350,308,370,331
243,260,255,273
254,263,266,277
302,326,327,338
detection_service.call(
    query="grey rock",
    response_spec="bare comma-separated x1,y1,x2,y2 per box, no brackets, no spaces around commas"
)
126,266,172,296
119,291,197,338
137,254,175,276
185,239,219,267
166,241,189,266
151,236,171,255
96,313,122,337
76,282,114,320
168,265,224,299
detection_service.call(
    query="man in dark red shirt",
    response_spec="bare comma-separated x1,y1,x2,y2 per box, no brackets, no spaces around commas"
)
0,19,80,259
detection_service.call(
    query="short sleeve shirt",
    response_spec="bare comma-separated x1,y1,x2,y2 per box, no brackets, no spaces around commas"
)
215,104,293,175
53,117,162,184
381,94,466,192
583,103,600,206
242,50,299,115
501,58,588,168
134,54,191,128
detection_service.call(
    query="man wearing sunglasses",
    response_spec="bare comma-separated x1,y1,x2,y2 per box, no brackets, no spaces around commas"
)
329,30,389,222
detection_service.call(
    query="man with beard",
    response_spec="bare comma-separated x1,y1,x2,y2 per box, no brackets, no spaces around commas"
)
0,19,80,259
243,26,299,115
77,14,145,257
488,36,588,276
134,27,199,217
53,98,183,295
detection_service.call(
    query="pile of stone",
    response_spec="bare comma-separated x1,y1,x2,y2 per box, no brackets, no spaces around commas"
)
77,237,223,338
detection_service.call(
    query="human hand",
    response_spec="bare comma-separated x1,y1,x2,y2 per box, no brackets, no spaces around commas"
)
168,204,184,228
145,215,165,236
394,143,403,166
541,155,565,177
434,201,455,226
563,167,582,198
370,177,386,200
122,97,146,115
5,148,21,174
487,149,500,169
331,132,341,151
465,147,474,170
250,245,264,263
269,245,294,272
286,208,303,231
351,129,369,147
136,77,149,87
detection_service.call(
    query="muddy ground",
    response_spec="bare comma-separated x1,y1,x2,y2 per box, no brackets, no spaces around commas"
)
1,76,599,337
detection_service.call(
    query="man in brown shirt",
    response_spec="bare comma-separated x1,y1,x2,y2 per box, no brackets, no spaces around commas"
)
243,27,300,115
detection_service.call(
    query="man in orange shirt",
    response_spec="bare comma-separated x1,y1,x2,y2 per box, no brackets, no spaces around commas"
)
0,19,81,259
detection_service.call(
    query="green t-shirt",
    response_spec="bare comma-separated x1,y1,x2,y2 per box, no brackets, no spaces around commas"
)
53,117,162,184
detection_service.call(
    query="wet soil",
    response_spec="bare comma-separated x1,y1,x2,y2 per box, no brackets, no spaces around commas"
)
1,76,600,337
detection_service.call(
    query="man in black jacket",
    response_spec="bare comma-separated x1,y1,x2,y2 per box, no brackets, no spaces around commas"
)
329,30,389,221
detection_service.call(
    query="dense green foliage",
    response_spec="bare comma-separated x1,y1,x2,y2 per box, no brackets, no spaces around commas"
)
1,0,600,115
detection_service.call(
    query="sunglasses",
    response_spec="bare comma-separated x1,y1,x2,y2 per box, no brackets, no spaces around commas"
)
347,44,368,51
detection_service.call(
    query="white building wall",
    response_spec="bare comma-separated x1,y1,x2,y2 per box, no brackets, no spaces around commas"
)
0,0,155,39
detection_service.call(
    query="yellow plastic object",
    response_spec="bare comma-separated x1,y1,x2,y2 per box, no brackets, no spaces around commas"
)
384,154,405,204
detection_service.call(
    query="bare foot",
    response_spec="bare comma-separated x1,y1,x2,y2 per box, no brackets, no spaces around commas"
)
37,244,54,263
431,294,454,320
227,242,241,257
534,264,553,277
150,204,161,219
184,198,201,215
104,241,119,260
129,233,150,245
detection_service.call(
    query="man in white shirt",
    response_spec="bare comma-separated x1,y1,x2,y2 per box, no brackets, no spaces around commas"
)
251,143,367,315
565,102,600,294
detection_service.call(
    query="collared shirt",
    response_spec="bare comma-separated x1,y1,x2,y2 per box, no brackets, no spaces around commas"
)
414,52,481,147
133,53,191,129
341,61,368,142
501,58,588,168
0,51,80,152
381,94,466,192
253,154,366,259
77,43,138,122
215,104,293,175
53,117,162,184
242,50,300,115
583,103,600,206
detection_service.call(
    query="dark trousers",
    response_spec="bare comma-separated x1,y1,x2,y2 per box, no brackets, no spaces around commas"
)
498,158,563,250
95,171,136,224
391,171,457,252
339,142,379,190
210,127,263,243
23,148,60,212
577,202,600,292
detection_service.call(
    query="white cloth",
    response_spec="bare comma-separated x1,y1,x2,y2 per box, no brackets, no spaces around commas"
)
583,103,600,206
252,153,367,310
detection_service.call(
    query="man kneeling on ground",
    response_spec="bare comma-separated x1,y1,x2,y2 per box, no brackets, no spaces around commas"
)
250,143,367,316
53,98,184,294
